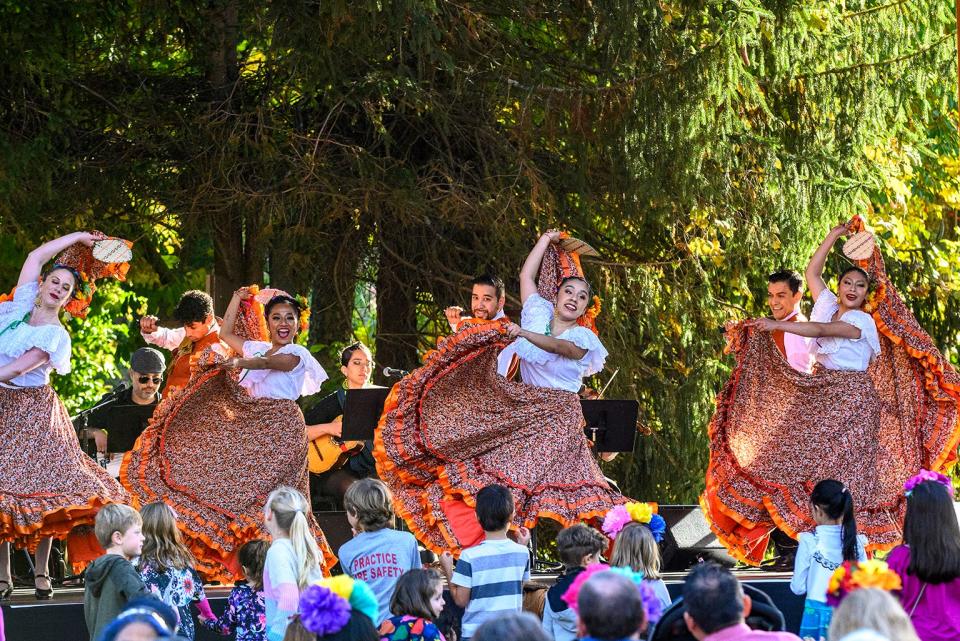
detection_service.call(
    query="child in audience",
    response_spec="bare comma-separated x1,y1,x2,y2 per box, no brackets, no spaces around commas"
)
338,478,421,624
791,479,867,641
439,484,531,641
378,568,447,641
84,503,151,641
202,539,269,641
542,524,607,641
139,502,212,640
264,486,325,641
610,522,672,609
828,588,920,641
887,472,960,641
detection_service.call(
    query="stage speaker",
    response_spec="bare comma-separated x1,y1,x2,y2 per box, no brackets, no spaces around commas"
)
658,505,735,572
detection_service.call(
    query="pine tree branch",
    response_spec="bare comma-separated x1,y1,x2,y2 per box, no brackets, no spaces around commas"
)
798,31,956,79
843,0,909,20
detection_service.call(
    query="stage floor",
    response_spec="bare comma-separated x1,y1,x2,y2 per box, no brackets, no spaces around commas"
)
2,570,804,641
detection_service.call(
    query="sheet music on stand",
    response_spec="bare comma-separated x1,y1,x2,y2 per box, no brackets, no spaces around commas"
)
580,399,640,453
341,387,392,440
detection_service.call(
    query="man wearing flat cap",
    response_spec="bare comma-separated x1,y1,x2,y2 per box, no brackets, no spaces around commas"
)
75,347,165,477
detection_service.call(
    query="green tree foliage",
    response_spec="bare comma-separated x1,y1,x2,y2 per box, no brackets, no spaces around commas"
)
0,1,956,500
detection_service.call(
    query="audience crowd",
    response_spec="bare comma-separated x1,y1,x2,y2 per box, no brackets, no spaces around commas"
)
5,473,955,641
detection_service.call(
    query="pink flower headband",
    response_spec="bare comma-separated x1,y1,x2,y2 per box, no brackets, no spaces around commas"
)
561,563,663,626
602,502,666,542
904,469,954,497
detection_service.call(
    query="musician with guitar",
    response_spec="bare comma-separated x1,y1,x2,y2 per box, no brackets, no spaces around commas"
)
304,341,382,504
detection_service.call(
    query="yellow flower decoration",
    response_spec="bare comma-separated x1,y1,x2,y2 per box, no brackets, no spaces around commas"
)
625,502,654,524
318,574,355,601
851,559,902,591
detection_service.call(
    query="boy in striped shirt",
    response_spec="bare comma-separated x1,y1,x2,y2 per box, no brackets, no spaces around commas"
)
439,484,532,641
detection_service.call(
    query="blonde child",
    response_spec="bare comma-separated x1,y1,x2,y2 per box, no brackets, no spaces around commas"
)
84,504,151,641
378,568,447,641
610,522,672,609
263,486,325,641
338,478,421,624
202,539,269,641
139,501,212,640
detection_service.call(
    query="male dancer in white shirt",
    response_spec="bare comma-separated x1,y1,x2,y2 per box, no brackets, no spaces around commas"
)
444,274,515,377
767,270,814,374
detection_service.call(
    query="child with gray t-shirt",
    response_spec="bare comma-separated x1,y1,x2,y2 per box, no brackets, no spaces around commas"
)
338,478,421,625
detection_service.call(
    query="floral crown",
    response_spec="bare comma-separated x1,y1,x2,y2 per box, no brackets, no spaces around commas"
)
602,502,667,542
825,560,902,607
299,575,378,636
904,469,954,497
561,563,663,627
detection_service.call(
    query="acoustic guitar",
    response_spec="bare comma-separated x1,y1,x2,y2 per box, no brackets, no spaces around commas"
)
307,419,365,474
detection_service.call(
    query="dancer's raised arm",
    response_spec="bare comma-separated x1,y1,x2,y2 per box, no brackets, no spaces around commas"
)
805,224,847,302
519,230,561,304
18,232,98,286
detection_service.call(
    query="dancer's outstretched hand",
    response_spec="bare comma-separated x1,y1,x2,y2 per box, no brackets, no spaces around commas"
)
504,322,523,339
751,318,777,332
140,315,159,334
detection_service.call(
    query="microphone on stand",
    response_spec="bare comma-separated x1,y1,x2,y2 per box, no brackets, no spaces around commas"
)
101,382,132,401
382,366,410,379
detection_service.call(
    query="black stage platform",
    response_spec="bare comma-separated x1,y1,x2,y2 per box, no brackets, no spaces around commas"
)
3,571,804,641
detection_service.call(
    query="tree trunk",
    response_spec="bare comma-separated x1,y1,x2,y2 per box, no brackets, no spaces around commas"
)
374,220,419,384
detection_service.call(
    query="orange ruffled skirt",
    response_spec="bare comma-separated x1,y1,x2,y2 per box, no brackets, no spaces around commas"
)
703,230,960,564
374,320,626,554
0,385,128,551
121,369,336,581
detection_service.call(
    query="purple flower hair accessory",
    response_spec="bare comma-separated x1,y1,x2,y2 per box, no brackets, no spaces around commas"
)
904,469,954,497
299,584,351,636
602,505,632,538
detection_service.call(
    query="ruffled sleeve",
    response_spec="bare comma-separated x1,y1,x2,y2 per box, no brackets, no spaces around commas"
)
839,310,881,358
274,344,328,396
242,340,272,358
520,293,555,333
809,289,839,323
0,292,72,376
561,326,608,377
0,280,39,322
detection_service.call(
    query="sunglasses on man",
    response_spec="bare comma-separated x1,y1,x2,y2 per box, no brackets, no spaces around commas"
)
137,375,163,384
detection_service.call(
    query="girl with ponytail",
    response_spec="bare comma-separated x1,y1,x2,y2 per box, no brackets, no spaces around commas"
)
790,479,867,641
263,486,325,641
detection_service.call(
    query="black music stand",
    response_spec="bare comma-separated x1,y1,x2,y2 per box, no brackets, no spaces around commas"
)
580,399,639,453
341,387,392,440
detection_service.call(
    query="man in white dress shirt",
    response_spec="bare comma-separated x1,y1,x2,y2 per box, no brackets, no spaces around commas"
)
767,270,814,374
444,274,516,377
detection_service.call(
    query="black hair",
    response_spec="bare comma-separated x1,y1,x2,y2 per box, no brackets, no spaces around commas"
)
683,562,744,634
471,274,506,300
173,290,214,325
557,523,607,568
810,479,859,562
559,275,594,299
475,484,514,532
838,266,871,288
768,270,803,295
340,341,372,367
238,539,269,588
316,611,379,641
473,612,550,641
265,294,302,320
577,571,646,640
903,480,960,583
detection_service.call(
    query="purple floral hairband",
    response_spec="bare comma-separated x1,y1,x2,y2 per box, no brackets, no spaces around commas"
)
903,469,954,497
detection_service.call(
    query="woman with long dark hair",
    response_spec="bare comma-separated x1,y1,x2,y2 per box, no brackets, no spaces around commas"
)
887,472,960,641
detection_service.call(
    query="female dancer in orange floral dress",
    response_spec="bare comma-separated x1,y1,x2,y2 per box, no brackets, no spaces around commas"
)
0,231,130,599
121,287,336,581
375,231,626,554
702,216,960,565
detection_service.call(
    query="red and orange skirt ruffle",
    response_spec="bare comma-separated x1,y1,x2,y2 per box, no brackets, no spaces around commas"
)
121,367,336,581
702,217,960,565
0,385,128,554
374,319,626,554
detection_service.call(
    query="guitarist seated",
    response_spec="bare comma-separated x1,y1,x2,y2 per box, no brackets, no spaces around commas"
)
304,341,381,504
